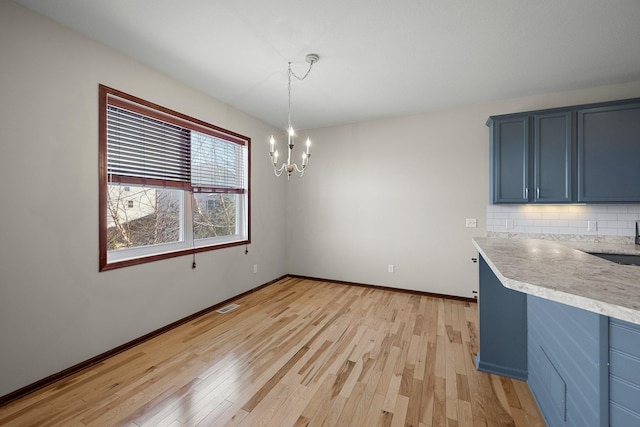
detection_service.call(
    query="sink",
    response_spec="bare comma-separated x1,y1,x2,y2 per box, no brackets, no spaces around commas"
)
588,252,640,266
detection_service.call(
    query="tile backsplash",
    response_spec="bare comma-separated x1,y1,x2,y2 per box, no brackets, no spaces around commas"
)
487,204,640,238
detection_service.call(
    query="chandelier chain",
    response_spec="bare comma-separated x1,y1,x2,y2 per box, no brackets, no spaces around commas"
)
289,60,315,81
287,61,315,129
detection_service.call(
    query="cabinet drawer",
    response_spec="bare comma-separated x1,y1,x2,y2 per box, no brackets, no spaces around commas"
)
610,318,640,357
609,350,640,387
609,319,640,425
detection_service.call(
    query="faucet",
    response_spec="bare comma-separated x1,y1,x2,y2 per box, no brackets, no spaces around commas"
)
636,221,640,245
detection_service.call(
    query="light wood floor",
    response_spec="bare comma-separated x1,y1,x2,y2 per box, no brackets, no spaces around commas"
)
0,277,545,426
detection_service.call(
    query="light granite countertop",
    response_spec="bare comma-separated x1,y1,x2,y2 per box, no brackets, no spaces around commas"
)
472,237,640,325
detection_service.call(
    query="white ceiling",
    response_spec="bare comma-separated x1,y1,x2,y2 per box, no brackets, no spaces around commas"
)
12,0,640,130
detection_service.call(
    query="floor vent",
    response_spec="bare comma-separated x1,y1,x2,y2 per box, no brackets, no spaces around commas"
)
216,303,240,314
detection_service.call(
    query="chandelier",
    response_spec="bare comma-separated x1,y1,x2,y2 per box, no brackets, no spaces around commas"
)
269,53,319,178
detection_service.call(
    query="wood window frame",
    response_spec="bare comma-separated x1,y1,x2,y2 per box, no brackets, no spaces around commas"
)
98,84,251,271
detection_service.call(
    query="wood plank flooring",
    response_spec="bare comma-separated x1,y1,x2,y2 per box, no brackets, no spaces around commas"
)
0,277,545,426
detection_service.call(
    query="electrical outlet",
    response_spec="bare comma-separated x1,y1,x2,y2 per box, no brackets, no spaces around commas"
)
588,221,597,231
465,218,477,228
505,219,514,229
388,264,394,273
253,264,258,273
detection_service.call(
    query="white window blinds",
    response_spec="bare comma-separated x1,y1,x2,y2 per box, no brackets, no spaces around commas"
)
191,132,245,193
107,105,191,188
106,97,246,193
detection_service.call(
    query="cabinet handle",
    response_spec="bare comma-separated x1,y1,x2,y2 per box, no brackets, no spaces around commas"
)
525,188,529,199
537,187,540,199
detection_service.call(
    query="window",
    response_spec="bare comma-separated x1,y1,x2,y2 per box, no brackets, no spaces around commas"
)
99,85,250,271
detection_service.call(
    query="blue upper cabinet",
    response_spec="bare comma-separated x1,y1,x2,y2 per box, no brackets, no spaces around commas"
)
489,98,640,204
533,112,573,203
488,112,573,204
489,116,530,203
577,102,640,203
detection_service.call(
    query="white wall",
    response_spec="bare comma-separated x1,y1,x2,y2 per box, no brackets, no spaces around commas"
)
0,1,287,396
286,81,640,297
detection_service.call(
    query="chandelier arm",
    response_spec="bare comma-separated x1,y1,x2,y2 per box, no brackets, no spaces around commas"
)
273,163,286,177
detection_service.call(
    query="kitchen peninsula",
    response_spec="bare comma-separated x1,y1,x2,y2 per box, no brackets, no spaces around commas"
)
473,237,640,427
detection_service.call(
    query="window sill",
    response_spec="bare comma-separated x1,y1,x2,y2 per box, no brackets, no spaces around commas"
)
100,239,250,272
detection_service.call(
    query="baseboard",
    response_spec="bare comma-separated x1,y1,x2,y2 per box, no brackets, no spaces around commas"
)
288,274,477,303
475,353,528,382
0,274,287,407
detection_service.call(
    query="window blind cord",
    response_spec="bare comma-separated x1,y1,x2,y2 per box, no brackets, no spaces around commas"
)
191,193,197,269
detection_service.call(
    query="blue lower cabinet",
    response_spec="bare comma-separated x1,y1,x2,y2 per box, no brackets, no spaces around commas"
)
609,319,640,426
476,256,528,380
527,296,608,427
477,254,640,426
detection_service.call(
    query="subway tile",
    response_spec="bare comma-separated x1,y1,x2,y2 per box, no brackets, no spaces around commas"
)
524,226,543,233
536,220,551,227
607,205,628,213
606,220,630,228
558,227,580,234
587,205,610,213
598,228,619,236
595,213,618,221
618,228,634,236
569,220,588,228
540,213,560,220
618,213,640,221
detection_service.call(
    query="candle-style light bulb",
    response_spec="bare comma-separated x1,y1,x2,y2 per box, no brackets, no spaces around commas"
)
287,127,295,149
273,149,279,165
305,138,311,154
269,136,275,154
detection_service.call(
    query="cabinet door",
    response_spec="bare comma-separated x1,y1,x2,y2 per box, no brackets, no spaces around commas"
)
528,296,609,427
490,116,530,203
533,112,573,203
577,103,640,202
476,256,528,380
